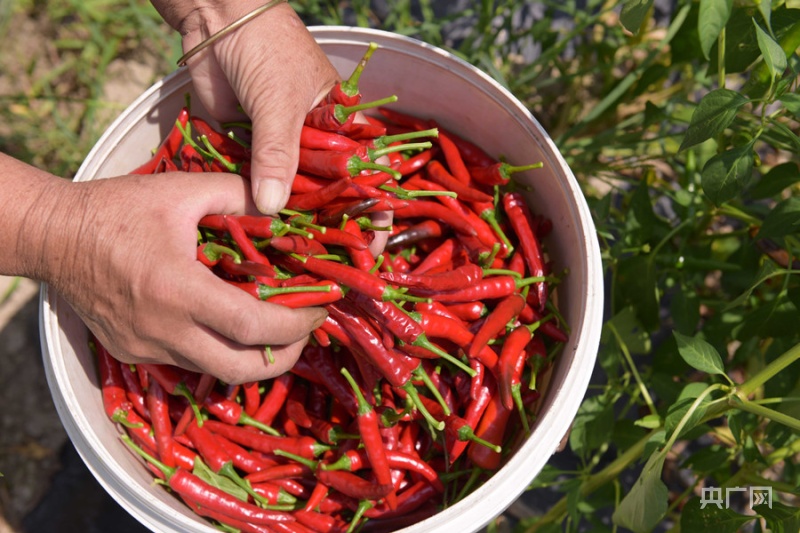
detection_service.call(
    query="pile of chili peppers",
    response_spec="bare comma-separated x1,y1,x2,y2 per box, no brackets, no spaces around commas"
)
95,43,569,533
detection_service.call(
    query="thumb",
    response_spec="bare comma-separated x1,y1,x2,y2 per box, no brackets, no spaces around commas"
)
248,113,302,215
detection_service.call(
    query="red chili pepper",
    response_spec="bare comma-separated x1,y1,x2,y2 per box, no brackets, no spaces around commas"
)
412,274,540,303
362,480,439,520
190,116,251,161
199,214,299,240
245,463,314,484
223,215,274,272
425,159,492,203
435,125,496,167
443,301,488,322
392,200,477,237
145,378,176,468
300,346,359,416
130,107,190,175
269,234,329,256
118,362,148,419
284,382,313,429
303,481,330,513
253,372,294,425
503,191,548,310
242,381,261,417
385,219,445,250
304,95,397,133
203,419,330,459
435,128,472,184
468,293,526,359
340,367,397,508
181,495,274,533
307,226,368,251
469,161,543,186
379,262,482,292
375,107,429,131
397,148,437,176
285,176,354,211
323,42,378,106
326,303,414,388
497,325,534,411
300,125,361,151
215,432,279,474
291,254,415,302
467,387,512,470
315,469,393,501
123,436,295,525
174,372,217,437
293,509,344,533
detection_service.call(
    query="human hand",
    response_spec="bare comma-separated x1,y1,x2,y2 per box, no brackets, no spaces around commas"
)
39,171,327,384
155,1,340,215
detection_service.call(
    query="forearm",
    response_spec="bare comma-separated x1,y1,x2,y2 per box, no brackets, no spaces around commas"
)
0,153,78,283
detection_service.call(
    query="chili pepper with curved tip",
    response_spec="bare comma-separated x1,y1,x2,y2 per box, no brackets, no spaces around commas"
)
307,226,369,251
385,219,445,250
468,293,526,359
411,274,543,303
203,390,281,436
181,495,274,533
118,362,148,419
122,435,295,525
316,197,379,227
268,234,329,256
503,191,547,310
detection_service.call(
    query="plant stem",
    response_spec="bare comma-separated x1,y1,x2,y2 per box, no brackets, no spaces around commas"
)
737,341,800,397
732,396,800,433
523,429,658,532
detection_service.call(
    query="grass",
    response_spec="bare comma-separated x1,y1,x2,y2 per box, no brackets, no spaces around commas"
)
2,1,800,531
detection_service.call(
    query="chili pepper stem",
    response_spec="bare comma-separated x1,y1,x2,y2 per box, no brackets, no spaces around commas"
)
373,127,439,148
273,449,318,470
175,382,204,428
401,383,445,431
335,95,398,124
200,135,239,173
408,335,476,377
121,434,174,479
340,42,379,96
239,412,281,437
511,385,531,434
457,425,502,454
256,284,333,300
481,211,515,255
380,184,457,200
413,367,451,416
111,410,143,429
217,462,273,509
265,345,275,365
369,141,432,161
347,500,373,533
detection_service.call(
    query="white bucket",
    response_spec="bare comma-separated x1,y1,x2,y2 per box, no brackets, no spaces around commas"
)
40,26,603,533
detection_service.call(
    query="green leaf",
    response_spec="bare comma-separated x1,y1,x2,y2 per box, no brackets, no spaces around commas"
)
698,0,733,59
724,261,780,311
673,331,726,375
701,142,755,205
192,458,249,502
759,0,774,34
569,395,616,459
750,162,800,199
779,93,800,116
681,497,755,532
754,18,789,80
620,0,654,34
612,452,669,533
603,307,652,355
680,89,749,152
756,501,800,533
757,196,800,240
664,384,714,440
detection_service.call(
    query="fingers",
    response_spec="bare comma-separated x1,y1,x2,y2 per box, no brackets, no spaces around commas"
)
368,210,394,258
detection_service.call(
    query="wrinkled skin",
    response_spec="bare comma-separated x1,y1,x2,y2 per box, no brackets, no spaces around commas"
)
0,1,388,384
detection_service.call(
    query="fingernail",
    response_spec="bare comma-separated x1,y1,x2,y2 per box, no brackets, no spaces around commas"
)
255,180,288,215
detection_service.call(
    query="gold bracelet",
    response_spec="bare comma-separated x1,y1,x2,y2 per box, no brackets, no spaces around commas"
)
177,0,288,67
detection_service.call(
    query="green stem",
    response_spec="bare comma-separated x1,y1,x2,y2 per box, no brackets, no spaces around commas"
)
525,429,659,532
607,321,657,416
732,396,800,433
738,340,800,397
